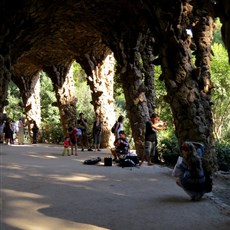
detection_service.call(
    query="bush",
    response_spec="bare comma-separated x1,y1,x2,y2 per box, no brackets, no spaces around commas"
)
158,138,230,172
40,124,63,144
216,142,230,172
158,136,180,167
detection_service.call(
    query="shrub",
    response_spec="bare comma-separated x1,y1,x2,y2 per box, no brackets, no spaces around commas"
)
216,142,230,172
158,136,180,167
158,138,230,172
40,124,63,144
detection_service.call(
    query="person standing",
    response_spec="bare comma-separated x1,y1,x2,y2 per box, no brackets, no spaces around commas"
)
92,114,102,151
141,113,166,166
10,120,15,144
67,126,78,155
77,113,92,151
62,136,71,156
32,120,39,144
114,115,124,139
0,120,4,143
17,118,24,145
3,119,13,145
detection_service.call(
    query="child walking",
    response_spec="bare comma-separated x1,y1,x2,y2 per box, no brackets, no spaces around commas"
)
62,137,71,156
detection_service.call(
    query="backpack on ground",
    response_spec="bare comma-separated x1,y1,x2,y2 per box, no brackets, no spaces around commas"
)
119,158,136,168
83,157,101,165
119,153,139,168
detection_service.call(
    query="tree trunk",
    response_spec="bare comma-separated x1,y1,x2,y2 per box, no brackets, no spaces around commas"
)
43,64,77,136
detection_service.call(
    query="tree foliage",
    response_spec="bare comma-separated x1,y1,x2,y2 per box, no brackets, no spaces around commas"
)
40,72,60,125
4,82,23,121
72,62,95,125
211,43,230,142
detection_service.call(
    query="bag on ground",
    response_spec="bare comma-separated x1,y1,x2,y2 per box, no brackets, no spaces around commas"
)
83,157,101,165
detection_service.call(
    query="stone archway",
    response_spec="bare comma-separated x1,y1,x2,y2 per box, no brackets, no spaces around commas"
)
0,0,230,174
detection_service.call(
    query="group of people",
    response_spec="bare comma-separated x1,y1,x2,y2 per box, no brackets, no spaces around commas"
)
109,113,209,201
0,117,39,145
110,113,166,165
62,112,102,156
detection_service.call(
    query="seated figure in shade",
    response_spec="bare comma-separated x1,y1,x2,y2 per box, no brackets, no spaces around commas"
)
110,130,129,161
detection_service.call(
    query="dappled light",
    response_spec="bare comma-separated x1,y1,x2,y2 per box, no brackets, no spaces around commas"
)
2,163,23,170
2,190,107,230
28,153,58,159
51,174,105,182
2,189,43,199
1,144,229,229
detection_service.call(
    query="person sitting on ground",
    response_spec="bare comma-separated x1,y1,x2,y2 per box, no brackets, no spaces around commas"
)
111,130,129,161
172,141,206,201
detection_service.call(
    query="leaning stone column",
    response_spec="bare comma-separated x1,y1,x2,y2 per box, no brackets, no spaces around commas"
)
193,12,217,174
156,2,217,174
88,53,116,148
43,64,77,136
13,72,41,143
0,55,11,113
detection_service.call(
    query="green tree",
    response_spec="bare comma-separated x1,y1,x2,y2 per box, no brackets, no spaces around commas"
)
40,72,60,125
5,81,23,120
73,62,94,126
211,43,230,142
212,18,224,45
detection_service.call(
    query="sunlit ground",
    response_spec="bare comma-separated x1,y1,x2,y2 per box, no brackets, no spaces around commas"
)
2,189,108,230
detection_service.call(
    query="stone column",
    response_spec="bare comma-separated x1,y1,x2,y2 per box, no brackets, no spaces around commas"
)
85,53,116,148
43,64,77,136
13,72,41,143
0,55,11,113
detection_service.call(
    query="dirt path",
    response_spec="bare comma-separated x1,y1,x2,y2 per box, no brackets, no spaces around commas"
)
1,144,229,230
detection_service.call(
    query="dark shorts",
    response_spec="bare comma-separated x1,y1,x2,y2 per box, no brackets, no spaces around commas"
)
70,138,77,145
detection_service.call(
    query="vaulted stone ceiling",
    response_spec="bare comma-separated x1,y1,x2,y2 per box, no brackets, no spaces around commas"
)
1,0,229,79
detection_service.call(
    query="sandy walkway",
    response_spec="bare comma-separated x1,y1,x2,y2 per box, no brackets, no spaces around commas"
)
1,144,229,230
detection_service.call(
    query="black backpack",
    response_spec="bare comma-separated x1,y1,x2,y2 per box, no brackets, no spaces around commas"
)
119,155,139,168
83,157,101,165
111,121,118,133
